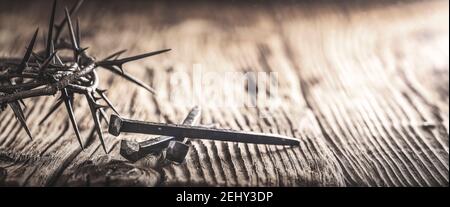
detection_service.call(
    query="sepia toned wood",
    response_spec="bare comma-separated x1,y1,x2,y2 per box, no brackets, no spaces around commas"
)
0,0,448,186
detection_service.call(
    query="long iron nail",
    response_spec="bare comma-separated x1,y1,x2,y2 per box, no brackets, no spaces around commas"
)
109,113,299,146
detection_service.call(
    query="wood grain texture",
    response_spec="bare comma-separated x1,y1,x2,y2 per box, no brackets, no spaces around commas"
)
0,0,448,186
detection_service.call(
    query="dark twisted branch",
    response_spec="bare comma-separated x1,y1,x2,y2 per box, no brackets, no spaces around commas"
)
0,62,94,103
0,0,170,153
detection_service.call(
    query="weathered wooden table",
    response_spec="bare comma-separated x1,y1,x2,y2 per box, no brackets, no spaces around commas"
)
0,0,448,186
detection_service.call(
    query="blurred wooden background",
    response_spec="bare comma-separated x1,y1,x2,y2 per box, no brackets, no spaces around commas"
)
0,0,448,186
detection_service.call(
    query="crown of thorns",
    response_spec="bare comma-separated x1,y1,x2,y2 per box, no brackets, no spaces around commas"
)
0,0,170,153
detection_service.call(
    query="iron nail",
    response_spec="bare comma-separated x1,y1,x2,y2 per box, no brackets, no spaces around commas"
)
109,109,299,146
120,106,201,162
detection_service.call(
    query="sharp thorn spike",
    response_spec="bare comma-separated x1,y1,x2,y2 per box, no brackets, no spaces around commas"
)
39,52,57,71
61,89,83,149
98,108,109,126
9,101,33,140
72,0,85,13
76,18,81,46
118,49,171,64
68,90,75,105
10,98,28,122
46,0,57,58
117,65,124,74
17,102,27,121
17,28,39,74
97,49,171,67
19,99,26,110
93,96,102,101
85,93,108,154
76,47,88,57
97,89,107,93
64,7,79,60
50,40,56,64
96,89,120,115
101,65,156,94
54,0,84,42
101,49,127,61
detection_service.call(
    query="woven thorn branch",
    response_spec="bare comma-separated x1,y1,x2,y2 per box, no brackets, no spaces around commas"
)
0,0,170,153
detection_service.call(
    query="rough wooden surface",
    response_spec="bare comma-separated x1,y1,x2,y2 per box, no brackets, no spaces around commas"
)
0,0,448,186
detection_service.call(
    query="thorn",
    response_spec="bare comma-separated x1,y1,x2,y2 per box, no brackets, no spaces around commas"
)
96,89,120,115
64,7,80,60
39,52,57,72
50,40,56,64
46,0,57,59
85,93,108,154
101,49,127,61
39,99,63,125
19,99,26,110
97,89,107,93
61,88,83,149
17,28,39,74
76,18,81,46
101,65,156,94
97,49,171,68
98,108,109,126
118,49,171,64
15,100,27,121
77,47,89,56
116,65,124,74
67,90,75,105
93,95,102,101
54,0,84,42
9,101,33,140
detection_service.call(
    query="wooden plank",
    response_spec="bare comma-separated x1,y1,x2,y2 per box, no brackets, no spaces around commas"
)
1,0,448,186
279,0,449,186
1,0,344,187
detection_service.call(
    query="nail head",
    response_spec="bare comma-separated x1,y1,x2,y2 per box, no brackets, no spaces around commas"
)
109,114,123,136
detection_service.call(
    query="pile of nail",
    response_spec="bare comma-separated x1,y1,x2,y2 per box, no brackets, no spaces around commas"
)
0,0,170,153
